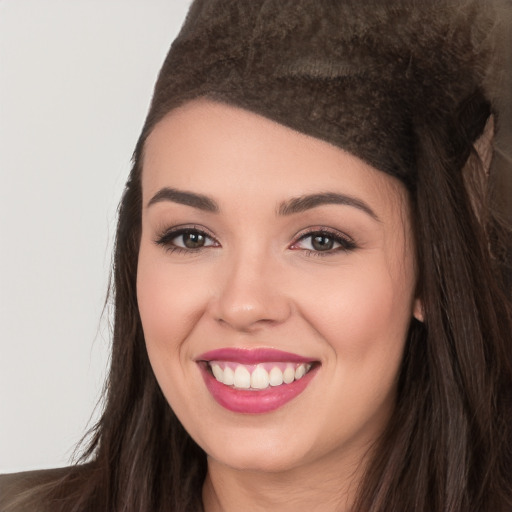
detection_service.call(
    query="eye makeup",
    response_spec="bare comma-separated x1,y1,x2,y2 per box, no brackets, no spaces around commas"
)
290,226,357,256
153,222,357,258
154,224,219,254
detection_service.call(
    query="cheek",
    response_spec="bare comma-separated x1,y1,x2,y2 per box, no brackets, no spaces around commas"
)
295,257,414,362
136,247,210,412
136,247,209,358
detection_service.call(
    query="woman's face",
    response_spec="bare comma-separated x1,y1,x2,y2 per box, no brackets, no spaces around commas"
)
137,99,421,474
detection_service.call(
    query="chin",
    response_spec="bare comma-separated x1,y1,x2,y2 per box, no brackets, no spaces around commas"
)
207,444,308,474
197,421,325,474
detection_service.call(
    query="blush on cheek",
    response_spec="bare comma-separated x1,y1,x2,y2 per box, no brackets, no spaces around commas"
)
137,255,211,363
313,275,399,348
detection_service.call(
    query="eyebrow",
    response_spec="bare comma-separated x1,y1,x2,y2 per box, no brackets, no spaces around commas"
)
278,192,380,221
147,187,379,221
147,187,219,212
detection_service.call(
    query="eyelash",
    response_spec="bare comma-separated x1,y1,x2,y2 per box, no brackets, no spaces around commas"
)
154,226,357,256
290,227,357,257
154,225,219,255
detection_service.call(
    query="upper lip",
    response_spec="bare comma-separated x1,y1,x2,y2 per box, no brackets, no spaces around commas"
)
196,348,316,364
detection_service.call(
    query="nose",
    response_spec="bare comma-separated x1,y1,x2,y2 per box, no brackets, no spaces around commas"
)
209,251,292,332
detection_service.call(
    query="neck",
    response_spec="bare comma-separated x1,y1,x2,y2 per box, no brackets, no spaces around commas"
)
202,448,368,512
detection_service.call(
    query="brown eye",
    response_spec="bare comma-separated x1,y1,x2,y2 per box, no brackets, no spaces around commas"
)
155,227,218,252
311,235,335,251
181,231,207,249
291,229,357,255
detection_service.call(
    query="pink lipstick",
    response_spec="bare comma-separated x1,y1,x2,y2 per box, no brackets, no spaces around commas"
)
196,348,319,414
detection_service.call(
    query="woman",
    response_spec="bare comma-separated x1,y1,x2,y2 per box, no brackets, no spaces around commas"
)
1,0,511,511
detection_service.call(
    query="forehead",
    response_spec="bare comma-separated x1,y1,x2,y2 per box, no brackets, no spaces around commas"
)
142,99,409,222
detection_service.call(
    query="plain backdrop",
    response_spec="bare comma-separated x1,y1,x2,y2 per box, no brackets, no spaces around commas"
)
0,0,192,473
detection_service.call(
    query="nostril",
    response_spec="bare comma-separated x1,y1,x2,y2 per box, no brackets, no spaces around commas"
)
213,297,291,331
216,315,284,332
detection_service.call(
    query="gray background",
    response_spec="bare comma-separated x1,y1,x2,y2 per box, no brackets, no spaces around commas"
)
0,0,192,472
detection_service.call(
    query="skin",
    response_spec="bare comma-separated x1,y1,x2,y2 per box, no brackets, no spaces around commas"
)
137,99,422,511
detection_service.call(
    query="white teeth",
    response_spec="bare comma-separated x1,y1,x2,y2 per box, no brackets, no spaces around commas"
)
295,364,306,380
223,366,235,386
211,364,223,382
269,366,284,386
210,362,313,390
251,365,270,389
283,366,295,384
233,365,251,389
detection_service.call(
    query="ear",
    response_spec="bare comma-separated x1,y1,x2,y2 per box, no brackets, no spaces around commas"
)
413,297,424,323
473,114,495,177
462,114,495,223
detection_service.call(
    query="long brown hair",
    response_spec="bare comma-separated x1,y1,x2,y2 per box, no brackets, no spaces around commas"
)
7,1,512,511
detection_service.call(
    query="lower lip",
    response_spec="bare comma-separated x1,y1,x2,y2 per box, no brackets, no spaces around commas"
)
199,363,318,414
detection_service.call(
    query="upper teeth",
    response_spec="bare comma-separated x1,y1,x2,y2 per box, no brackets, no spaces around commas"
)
209,361,312,390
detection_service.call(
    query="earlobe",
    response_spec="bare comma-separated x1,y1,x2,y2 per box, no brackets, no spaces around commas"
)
473,114,494,177
413,298,424,323
462,114,495,223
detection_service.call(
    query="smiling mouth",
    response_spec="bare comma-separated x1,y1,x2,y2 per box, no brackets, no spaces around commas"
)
206,361,314,390
196,348,320,413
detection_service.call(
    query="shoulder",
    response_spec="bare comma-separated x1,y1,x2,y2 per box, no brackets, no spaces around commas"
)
0,466,76,512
